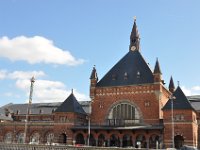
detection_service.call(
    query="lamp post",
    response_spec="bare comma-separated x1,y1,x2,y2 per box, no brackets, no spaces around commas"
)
24,76,35,143
87,101,91,146
171,96,176,148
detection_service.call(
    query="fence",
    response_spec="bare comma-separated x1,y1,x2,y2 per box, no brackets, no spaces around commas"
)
0,143,161,150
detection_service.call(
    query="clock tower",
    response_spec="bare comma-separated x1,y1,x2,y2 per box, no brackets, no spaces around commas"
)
129,17,140,51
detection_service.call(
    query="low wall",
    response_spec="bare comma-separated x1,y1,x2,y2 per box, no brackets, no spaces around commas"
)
0,143,164,150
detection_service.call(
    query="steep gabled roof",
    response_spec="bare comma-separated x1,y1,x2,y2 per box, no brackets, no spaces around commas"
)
96,50,154,87
90,66,98,80
55,93,86,114
153,58,162,74
163,86,195,110
169,76,175,93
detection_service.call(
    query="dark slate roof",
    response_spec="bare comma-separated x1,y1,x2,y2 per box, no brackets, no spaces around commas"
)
153,58,162,74
163,86,195,110
188,95,200,111
55,93,86,114
1,101,90,115
96,50,154,87
4,102,61,115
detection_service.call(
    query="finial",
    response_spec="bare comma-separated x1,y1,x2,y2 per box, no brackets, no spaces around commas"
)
71,89,73,94
31,76,35,83
134,16,137,22
177,81,180,86
93,65,96,68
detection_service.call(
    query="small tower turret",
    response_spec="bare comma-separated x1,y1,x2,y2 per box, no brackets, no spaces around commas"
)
90,65,98,99
129,17,140,51
169,76,175,93
153,58,162,83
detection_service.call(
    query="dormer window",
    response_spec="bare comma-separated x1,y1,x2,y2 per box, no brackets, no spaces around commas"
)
16,110,19,115
112,74,116,80
137,71,140,78
124,72,128,80
52,109,55,113
39,109,43,114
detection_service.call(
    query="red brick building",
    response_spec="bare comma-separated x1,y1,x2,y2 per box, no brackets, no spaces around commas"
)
0,20,199,149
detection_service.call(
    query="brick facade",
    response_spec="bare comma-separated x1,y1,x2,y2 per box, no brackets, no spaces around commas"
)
0,20,199,149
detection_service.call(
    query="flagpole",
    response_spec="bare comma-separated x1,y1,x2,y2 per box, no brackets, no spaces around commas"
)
24,76,35,143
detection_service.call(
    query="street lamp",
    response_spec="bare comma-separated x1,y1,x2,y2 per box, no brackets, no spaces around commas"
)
171,96,176,148
24,76,35,143
87,101,92,146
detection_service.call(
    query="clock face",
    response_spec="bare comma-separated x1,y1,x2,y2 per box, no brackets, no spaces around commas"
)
131,46,136,51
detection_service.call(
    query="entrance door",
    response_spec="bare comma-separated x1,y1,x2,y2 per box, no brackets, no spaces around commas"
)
59,133,67,144
174,135,184,149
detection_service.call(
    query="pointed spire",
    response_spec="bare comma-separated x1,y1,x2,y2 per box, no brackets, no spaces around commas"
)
90,65,98,80
129,17,140,51
71,89,73,94
154,58,162,74
169,76,175,93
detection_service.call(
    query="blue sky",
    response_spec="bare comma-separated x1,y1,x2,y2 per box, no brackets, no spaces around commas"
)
0,0,200,106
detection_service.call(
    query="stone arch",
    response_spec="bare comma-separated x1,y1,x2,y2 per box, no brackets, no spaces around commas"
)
75,133,85,145
106,100,143,126
174,135,184,149
110,134,120,147
4,132,13,143
135,134,146,148
45,132,54,145
16,132,25,143
58,133,67,144
149,134,160,149
98,134,106,146
122,134,132,147
87,133,96,146
30,132,40,144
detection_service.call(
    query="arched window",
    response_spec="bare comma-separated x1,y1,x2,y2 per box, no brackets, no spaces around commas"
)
75,133,85,145
30,132,40,144
4,132,12,143
108,102,141,126
46,133,54,145
17,132,24,143
98,134,105,146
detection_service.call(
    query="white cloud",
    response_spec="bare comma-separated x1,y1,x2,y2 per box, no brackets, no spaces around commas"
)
1,70,89,103
8,71,45,80
0,70,45,80
192,86,200,91
0,70,7,79
15,79,89,103
0,36,84,66
181,86,200,96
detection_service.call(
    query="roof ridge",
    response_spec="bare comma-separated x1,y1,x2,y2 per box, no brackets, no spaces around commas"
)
97,50,154,87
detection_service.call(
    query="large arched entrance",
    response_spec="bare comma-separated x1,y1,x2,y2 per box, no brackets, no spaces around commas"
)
58,133,67,144
98,134,105,146
174,135,184,149
75,133,85,145
122,134,132,147
110,134,120,147
107,101,142,126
